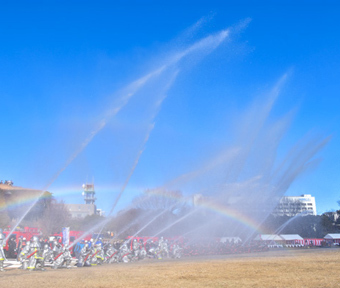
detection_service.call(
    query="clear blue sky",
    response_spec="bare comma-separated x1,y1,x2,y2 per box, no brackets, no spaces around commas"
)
0,0,339,214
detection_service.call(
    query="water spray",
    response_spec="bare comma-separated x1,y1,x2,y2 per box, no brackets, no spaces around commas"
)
122,204,179,245
114,210,155,239
93,75,180,242
152,207,201,238
7,23,236,243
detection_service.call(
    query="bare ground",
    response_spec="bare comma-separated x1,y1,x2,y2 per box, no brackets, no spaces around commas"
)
1,249,340,288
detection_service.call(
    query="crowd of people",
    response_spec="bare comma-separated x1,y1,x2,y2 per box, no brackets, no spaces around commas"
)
0,228,268,272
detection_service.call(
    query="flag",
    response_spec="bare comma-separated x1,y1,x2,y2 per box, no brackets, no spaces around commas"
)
62,227,70,247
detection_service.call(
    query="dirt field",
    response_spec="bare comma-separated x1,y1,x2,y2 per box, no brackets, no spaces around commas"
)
1,249,340,288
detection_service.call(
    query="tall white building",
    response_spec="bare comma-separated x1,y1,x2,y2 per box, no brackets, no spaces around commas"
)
272,194,317,216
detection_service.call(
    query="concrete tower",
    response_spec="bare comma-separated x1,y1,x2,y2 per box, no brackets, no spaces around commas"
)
82,183,96,205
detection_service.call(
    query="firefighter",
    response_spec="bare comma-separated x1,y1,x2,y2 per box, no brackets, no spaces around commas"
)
146,240,157,258
162,239,170,258
171,243,182,259
53,246,72,269
90,244,98,266
19,240,30,269
0,229,6,272
88,238,94,248
119,242,131,263
138,239,146,260
78,242,90,267
42,243,53,266
95,243,104,265
52,238,62,258
95,237,103,246
16,236,24,261
27,236,44,271
73,240,84,258
8,236,16,258
104,243,118,263
132,239,140,260
158,237,164,248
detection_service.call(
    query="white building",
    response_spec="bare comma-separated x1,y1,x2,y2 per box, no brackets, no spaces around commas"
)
65,183,104,218
65,203,96,218
272,194,316,216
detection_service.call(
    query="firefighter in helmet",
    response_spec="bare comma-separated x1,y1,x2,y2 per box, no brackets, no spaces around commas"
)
53,246,72,269
27,236,44,271
52,238,62,257
19,240,30,270
132,239,140,259
95,243,104,265
78,242,91,267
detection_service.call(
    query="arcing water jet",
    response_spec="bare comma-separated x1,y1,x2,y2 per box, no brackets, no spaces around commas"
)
6,23,237,241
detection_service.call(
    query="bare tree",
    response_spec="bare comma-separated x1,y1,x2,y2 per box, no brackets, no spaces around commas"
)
0,193,10,227
37,199,71,237
0,211,10,228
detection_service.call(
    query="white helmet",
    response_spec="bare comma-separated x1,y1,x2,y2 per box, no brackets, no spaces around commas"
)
32,236,39,242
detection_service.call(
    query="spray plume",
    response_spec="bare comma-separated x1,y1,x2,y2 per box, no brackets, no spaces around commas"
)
6,20,251,241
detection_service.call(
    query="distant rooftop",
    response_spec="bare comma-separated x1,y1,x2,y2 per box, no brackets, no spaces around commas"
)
0,184,43,193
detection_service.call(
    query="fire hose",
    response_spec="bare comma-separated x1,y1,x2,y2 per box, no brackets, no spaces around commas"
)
54,252,63,261
27,250,37,259
108,251,118,259
83,250,98,262
91,250,99,258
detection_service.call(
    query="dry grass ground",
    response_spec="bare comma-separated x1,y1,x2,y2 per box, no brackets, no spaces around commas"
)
1,249,340,288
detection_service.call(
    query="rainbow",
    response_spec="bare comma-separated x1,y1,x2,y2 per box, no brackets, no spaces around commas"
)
197,200,267,234
0,190,52,213
0,183,128,213
0,184,268,235
0,184,133,213
144,188,268,234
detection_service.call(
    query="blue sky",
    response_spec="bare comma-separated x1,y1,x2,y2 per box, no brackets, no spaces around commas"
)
0,0,339,215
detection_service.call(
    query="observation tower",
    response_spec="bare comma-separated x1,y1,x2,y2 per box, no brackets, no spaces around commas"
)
82,183,96,205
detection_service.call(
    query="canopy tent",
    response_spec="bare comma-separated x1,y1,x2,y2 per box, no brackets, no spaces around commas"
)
279,234,304,245
324,234,340,244
324,234,340,240
279,234,303,241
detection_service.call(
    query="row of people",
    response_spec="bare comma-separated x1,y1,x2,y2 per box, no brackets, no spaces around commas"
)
77,237,182,265
0,231,183,271
19,236,72,270
0,229,267,272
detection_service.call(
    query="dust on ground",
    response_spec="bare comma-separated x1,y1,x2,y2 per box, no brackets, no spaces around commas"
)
1,249,340,288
